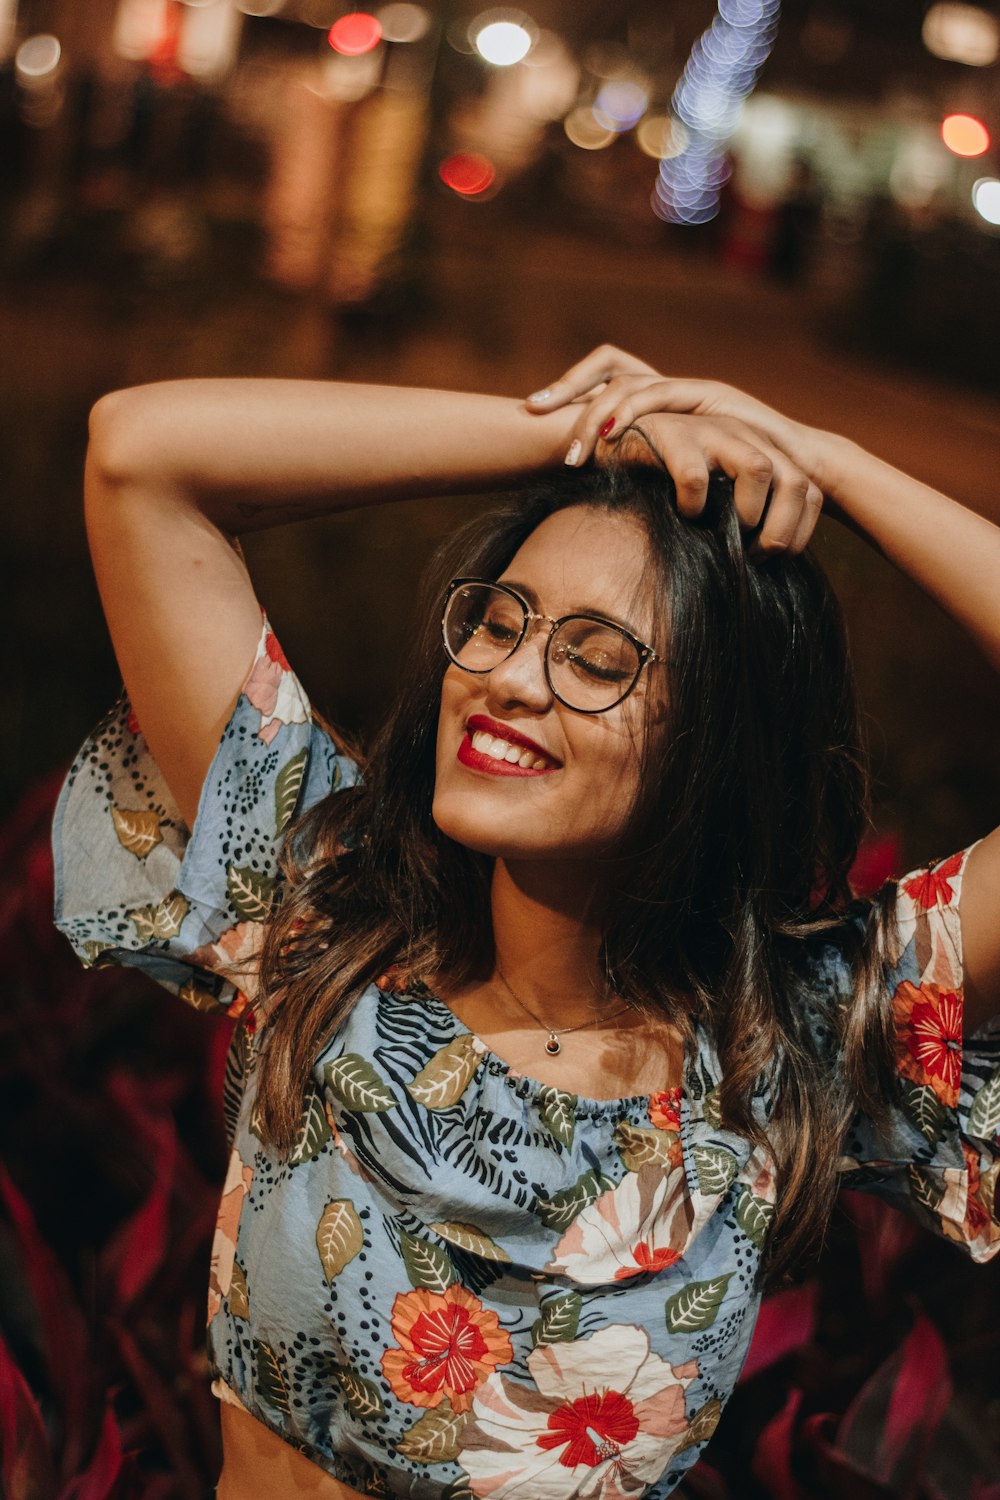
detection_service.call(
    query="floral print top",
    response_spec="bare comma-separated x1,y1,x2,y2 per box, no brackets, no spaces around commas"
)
52,612,1000,1500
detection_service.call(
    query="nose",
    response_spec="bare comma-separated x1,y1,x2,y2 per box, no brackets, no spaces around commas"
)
484,621,553,712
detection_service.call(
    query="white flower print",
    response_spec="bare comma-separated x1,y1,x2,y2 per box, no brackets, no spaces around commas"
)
458,1324,698,1499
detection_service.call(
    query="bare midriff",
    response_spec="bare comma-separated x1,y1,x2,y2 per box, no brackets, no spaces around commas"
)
217,1403,370,1500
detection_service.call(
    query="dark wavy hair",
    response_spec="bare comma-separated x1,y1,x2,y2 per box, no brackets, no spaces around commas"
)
245,455,898,1281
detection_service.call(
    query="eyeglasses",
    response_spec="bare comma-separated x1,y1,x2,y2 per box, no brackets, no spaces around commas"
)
441,577,664,714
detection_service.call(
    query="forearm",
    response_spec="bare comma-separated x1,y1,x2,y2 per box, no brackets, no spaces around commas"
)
811,432,1000,670
87,380,578,533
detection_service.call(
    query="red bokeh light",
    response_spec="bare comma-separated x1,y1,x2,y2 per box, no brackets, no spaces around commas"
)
328,13,383,55
438,152,497,196
940,113,990,157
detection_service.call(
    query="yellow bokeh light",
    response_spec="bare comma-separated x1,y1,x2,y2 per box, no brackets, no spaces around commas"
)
636,115,689,160
563,105,615,150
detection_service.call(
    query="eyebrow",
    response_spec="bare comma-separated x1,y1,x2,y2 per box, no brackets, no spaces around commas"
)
497,577,644,639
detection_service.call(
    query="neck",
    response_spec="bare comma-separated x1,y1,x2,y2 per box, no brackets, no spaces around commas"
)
489,859,611,1028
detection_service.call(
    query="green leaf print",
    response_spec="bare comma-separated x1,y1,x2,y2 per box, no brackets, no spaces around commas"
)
702,1086,724,1128
614,1121,678,1171
908,1164,945,1214
734,1187,775,1249
900,1080,949,1144
968,1072,1000,1138
274,747,309,834
405,1035,479,1110
537,1087,577,1149
395,1400,468,1463
228,1261,250,1319
533,1169,612,1232
178,976,224,1013
399,1231,455,1293
428,1222,512,1263
316,1199,364,1283
531,1291,582,1347
336,1366,386,1420
254,1341,290,1415
324,1054,397,1112
675,1397,723,1455
288,1086,333,1164
442,1479,476,1500
152,892,189,939
226,865,276,924
111,806,163,859
665,1273,733,1333
692,1144,738,1197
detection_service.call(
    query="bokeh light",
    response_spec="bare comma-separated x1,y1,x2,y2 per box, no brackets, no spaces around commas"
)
592,80,648,132
473,18,533,66
636,115,689,160
923,3,999,66
328,12,382,55
941,113,990,156
15,33,61,80
375,3,430,43
972,176,1000,224
438,151,496,195
563,106,615,150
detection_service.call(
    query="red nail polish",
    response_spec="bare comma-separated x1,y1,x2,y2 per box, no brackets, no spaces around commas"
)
599,417,616,438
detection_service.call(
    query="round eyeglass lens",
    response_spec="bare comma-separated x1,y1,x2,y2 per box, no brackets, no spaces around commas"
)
443,583,525,671
548,618,641,710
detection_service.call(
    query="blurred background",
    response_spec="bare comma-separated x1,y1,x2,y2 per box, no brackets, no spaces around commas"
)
2,0,1000,1496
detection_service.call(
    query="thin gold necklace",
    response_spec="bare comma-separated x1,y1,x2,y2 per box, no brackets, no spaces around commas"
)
494,962,632,1056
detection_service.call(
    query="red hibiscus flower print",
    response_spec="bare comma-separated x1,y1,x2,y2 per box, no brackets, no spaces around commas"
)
893,980,963,1108
381,1284,512,1413
962,1143,989,1238
901,852,964,912
126,705,142,737
648,1087,682,1132
265,629,292,672
614,1242,682,1281
537,1389,640,1467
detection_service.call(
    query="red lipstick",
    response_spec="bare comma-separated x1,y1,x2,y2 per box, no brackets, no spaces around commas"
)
458,715,561,778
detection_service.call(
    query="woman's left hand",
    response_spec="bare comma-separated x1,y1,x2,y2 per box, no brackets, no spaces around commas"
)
526,345,827,556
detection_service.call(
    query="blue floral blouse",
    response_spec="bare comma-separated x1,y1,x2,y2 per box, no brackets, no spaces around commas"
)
52,612,1000,1499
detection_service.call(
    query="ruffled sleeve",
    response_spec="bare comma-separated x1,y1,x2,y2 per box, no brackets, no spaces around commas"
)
837,845,1000,1262
52,611,358,1017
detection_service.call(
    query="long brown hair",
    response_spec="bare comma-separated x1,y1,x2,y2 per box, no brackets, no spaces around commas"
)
243,459,898,1282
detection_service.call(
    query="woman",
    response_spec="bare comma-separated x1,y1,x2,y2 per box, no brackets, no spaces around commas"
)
53,345,1000,1499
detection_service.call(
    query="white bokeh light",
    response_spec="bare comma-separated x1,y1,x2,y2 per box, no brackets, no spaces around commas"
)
972,177,1000,225
473,19,532,66
15,32,61,79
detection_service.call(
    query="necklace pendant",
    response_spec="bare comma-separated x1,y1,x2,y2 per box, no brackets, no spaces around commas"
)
545,1032,561,1056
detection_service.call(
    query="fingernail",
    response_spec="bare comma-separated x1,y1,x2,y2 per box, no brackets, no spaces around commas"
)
528,389,552,403
599,417,616,439
564,440,582,466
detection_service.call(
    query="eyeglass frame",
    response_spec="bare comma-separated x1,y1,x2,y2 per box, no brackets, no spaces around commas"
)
440,576,666,715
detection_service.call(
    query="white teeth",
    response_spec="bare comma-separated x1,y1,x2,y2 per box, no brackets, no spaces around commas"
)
469,728,554,769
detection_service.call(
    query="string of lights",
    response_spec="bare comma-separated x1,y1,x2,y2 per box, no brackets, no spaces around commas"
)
654,0,782,225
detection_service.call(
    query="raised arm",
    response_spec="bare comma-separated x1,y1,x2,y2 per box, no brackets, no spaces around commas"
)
525,347,1000,1033
85,381,579,828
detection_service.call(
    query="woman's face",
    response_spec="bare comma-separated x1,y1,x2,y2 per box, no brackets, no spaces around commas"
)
432,507,666,865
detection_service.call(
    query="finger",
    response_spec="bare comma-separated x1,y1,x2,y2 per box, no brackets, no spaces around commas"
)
527,344,658,410
787,484,825,554
727,444,774,531
751,466,811,556
561,377,668,464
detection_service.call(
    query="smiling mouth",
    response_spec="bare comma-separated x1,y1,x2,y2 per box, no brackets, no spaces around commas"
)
458,720,560,778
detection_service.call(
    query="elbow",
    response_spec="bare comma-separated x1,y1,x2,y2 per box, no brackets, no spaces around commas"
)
86,388,145,494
